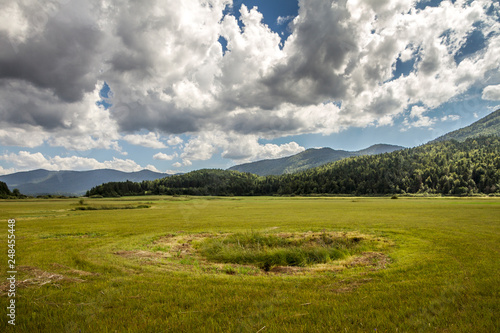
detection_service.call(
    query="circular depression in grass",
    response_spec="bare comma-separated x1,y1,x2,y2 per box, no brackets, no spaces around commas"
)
194,231,372,271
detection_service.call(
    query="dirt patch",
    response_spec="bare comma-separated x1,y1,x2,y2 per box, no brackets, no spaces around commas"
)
150,232,230,258
0,266,86,295
269,266,305,274
16,266,66,286
345,252,391,270
273,231,365,242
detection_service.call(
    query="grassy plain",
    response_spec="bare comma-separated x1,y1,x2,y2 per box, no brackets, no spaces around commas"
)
1,196,499,332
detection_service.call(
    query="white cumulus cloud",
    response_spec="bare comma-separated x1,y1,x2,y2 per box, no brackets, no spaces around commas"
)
402,105,437,129
0,151,159,173
441,114,461,122
153,152,177,161
167,136,184,146
482,84,500,101
0,165,16,176
179,130,306,164
0,0,499,169
123,132,167,149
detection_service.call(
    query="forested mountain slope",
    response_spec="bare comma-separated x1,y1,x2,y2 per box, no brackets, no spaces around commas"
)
86,169,260,197
87,136,500,196
272,136,500,195
229,144,404,176
228,148,353,176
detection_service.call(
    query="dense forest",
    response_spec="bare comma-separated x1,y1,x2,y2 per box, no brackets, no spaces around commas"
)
86,136,500,197
86,170,261,197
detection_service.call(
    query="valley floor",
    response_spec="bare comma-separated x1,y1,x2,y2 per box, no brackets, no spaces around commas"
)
1,196,499,332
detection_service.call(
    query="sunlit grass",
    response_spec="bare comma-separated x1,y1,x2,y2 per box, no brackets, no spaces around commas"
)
0,196,499,332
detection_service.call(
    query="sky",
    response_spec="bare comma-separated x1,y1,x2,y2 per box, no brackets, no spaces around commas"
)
0,0,499,175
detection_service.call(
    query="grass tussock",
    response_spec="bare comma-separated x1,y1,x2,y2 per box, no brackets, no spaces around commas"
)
195,231,370,271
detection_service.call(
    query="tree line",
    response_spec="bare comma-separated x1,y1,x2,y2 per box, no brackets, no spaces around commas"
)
0,182,24,199
86,136,500,197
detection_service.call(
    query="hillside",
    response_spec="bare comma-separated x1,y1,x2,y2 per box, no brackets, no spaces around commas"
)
433,109,500,142
86,136,500,197
274,136,500,195
0,169,171,196
0,181,11,198
228,144,404,176
87,169,260,197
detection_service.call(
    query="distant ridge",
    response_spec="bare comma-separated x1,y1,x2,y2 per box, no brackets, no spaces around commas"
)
432,109,500,143
228,144,405,176
0,169,172,196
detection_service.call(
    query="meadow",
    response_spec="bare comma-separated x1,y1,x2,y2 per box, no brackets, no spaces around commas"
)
1,196,499,332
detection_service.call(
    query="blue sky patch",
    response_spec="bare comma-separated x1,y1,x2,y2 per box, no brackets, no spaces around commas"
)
415,0,443,10
224,0,299,44
454,27,487,64
96,82,112,109
393,56,416,79
218,36,228,55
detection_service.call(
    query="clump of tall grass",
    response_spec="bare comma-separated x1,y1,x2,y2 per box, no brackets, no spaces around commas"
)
196,232,366,271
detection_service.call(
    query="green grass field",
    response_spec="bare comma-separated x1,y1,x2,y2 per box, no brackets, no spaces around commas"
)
1,196,499,332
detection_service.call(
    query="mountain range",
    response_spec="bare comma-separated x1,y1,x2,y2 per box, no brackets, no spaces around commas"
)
86,108,500,197
228,144,405,176
0,169,170,196
87,136,500,197
229,109,500,176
